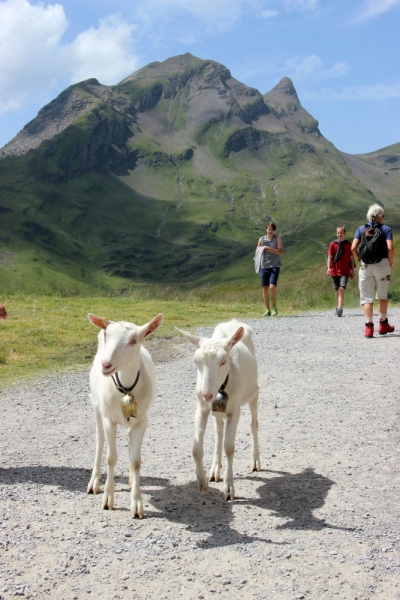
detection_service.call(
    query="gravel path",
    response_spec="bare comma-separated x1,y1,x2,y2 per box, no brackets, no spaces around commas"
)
1,309,399,600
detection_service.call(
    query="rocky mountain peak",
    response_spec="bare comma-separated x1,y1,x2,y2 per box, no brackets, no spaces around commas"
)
271,77,299,98
118,53,231,87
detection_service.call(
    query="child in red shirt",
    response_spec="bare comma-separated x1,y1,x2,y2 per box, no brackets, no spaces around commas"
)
327,226,355,317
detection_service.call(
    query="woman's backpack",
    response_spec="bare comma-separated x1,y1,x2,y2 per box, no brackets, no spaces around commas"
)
358,224,388,264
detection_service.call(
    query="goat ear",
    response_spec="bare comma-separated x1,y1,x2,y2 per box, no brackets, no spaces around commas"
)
175,327,201,347
140,313,164,339
87,313,111,329
227,326,244,348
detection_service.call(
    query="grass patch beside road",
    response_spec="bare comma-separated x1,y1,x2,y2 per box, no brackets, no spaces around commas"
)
0,294,262,388
1,251,398,388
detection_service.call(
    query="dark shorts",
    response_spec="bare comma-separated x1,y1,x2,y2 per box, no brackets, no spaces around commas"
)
331,275,348,290
261,267,280,287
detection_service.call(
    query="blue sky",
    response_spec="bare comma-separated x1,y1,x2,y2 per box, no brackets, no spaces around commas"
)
0,0,399,154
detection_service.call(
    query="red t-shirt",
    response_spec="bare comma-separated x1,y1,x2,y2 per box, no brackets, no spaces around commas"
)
328,241,353,276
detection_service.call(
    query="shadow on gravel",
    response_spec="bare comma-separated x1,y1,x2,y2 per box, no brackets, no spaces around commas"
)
0,466,352,545
245,467,353,532
0,466,91,490
286,313,364,318
0,468,283,548
138,476,286,549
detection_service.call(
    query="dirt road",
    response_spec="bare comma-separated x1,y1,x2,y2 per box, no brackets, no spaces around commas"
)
1,309,399,599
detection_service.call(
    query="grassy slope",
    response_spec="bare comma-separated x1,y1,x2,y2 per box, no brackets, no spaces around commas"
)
340,142,400,206
1,235,399,388
1,59,399,295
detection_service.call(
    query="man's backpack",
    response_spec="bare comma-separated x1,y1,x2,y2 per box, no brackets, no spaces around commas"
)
358,224,388,264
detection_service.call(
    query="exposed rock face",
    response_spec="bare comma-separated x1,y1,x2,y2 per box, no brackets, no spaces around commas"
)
0,54,306,175
1,79,110,160
1,52,395,291
264,77,320,135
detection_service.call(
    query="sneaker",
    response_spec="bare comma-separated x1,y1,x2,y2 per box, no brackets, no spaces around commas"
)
262,309,271,317
336,308,343,317
271,306,278,317
378,318,394,335
364,322,374,338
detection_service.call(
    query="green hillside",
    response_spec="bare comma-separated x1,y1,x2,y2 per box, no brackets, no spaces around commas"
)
0,54,399,295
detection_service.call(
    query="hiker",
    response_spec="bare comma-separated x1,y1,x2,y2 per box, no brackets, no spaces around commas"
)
255,222,283,317
351,204,395,338
0,304,7,319
326,225,355,317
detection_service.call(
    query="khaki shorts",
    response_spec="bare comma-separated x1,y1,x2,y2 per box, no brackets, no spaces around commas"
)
359,258,391,304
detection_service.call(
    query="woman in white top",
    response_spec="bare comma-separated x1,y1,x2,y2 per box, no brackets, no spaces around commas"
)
256,222,283,317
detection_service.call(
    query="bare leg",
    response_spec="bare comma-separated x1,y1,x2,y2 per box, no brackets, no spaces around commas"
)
101,419,117,510
248,395,261,472
262,286,270,309
223,409,240,501
335,289,339,307
210,415,224,482
338,287,345,309
128,418,147,518
270,284,277,306
363,301,374,321
87,406,104,494
193,406,210,492
378,299,388,315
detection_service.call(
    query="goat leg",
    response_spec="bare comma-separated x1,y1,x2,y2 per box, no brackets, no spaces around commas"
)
128,419,147,518
249,396,261,472
193,407,209,492
101,420,117,510
223,410,240,500
209,415,224,482
87,405,104,494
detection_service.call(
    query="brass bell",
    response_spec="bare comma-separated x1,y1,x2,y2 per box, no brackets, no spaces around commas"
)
212,391,229,413
120,394,137,420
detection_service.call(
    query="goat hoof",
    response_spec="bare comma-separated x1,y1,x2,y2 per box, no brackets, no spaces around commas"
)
223,485,235,501
101,493,114,511
131,499,144,519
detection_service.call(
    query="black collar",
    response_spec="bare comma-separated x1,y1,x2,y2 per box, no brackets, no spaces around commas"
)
219,373,229,393
112,370,140,395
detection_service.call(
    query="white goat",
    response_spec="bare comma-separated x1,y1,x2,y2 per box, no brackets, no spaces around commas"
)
87,312,163,518
177,319,260,500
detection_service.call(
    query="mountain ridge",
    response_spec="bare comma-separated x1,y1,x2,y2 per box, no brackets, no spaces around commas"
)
0,53,398,294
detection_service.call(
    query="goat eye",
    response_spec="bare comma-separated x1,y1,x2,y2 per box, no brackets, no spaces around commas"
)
220,360,227,366
103,331,106,341
129,339,137,345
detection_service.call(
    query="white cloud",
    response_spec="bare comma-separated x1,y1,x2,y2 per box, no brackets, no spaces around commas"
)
0,0,139,115
292,54,323,78
63,15,139,85
0,0,67,113
302,83,400,100
285,55,348,82
238,54,348,88
135,0,242,31
260,9,279,19
284,0,319,11
356,0,400,21
317,61,348,80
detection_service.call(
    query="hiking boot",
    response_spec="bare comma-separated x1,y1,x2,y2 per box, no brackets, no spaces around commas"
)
336,308,343,317
378,318,394,335
262,309,271,317
364,322,374,338
271,306,278,317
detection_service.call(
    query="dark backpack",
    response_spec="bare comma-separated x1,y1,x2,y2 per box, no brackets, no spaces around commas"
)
358,224,388,264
